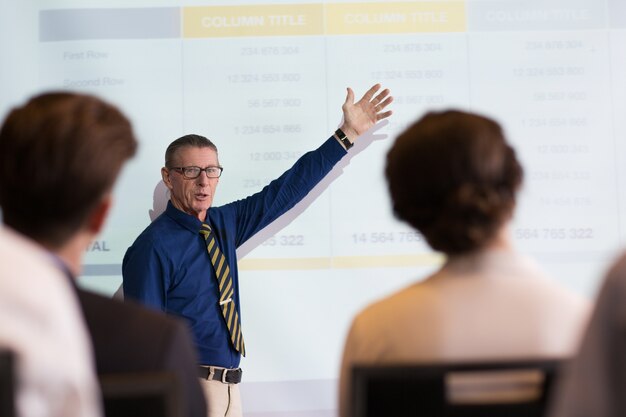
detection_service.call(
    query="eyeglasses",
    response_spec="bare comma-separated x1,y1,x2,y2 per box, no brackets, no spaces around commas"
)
170,166,223,179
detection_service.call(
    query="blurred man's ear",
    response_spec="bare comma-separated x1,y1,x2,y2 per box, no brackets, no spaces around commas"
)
87,194,113,236
161,167,174,191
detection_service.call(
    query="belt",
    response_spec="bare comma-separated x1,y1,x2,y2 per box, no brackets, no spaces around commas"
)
197,366,242,384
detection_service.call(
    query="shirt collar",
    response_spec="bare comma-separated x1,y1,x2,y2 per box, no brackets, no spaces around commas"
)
164,200,206,232
47,251,78,290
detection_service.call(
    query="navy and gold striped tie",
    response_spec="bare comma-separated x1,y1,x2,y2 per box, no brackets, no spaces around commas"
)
200,223,246,356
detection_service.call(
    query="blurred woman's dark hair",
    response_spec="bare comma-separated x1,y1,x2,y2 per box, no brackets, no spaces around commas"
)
385,110,523,255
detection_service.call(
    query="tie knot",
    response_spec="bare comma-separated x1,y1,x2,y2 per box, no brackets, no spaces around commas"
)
200,223,211,239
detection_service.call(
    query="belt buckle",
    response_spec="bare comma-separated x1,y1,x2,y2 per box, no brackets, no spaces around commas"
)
221,368,229,383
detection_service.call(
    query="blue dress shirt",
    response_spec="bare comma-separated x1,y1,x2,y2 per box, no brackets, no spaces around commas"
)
122,137,346,368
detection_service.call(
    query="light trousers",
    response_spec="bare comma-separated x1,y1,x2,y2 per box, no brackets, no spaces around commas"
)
199,377,242,417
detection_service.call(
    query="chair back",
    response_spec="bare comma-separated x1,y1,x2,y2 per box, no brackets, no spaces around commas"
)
0,348,15,417
352,359,564,417
100,371,183,417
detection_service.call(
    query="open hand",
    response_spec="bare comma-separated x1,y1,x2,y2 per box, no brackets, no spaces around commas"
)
340,84,393,141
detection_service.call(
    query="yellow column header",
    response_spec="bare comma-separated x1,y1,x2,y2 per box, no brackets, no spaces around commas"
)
182,2,466,38
326,2,466,34
183,4,324,38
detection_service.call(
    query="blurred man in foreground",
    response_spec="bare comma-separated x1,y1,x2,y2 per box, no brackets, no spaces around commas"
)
0,92,206,417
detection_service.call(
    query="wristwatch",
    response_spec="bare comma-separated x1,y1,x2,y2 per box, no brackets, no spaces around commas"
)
335,128,353,150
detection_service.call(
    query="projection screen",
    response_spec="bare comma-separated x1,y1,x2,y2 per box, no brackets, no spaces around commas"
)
1,1,624,415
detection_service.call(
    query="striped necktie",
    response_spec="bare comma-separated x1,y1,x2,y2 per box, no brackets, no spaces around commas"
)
200,223,245,356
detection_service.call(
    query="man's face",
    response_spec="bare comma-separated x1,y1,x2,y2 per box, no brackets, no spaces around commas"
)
161,146,220,221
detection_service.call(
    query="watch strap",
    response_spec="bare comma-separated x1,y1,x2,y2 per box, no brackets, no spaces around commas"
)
335,128,353,150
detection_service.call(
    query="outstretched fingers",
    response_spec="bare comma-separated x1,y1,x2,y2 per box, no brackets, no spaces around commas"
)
360,83,382,103
375,94,393,120
373,90,392,108
377,108,393,121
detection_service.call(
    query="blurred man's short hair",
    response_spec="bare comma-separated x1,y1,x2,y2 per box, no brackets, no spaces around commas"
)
0,92,138,247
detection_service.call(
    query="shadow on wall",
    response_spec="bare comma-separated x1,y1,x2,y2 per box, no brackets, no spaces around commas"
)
149,181,170,222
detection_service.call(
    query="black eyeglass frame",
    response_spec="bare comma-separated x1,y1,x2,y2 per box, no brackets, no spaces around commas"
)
170,166,224,179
